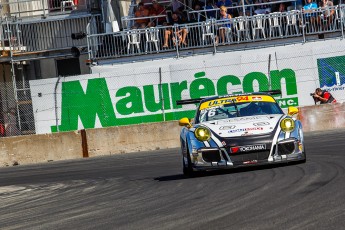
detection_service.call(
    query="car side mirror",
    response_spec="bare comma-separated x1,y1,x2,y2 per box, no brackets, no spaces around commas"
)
179,117,192,128
287,106,299,116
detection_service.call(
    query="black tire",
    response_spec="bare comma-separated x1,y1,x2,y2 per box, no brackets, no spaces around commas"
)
298,148,307,164
183,152,194,177
300,151,307,163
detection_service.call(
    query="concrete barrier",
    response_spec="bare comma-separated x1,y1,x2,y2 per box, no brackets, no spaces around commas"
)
1,103,344,167
298,103,345,132
0,131,83,167
86,121,181,157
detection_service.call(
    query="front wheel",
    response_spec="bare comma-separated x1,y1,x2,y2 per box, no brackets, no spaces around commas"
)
183,152,194,177
300,151,307,163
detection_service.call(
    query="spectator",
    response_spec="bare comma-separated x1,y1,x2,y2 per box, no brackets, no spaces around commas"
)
272,2,286,12
217,0,232,8
218,5,232,44
312,88,337,104
217,0,233,14
4,108,19,136
134,2,150,28
302,0,318,30
191,0,206,22
149,0,167,25
287,0,303,11
172,0,184,16
192,0,204,9
205,0,217,19
163,13,189,48
303,0,318,15
318,0,335,29
254,0,271,15
238,0,253,16
278,2,286,12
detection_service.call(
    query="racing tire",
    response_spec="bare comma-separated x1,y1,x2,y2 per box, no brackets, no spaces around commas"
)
295,149,307,164
183,152,194,177
300,151,307,163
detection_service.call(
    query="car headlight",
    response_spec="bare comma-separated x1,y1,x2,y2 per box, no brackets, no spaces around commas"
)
195,126,211,141
280,118,295,132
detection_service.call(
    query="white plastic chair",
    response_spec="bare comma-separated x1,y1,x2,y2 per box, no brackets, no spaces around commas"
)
145,27,159,53
337,4,345,29
225,27,233,43
286,10,300,36
127,29,141,54
233,16,250,41
202,19,215,45
268,12,283,38
61,0,75,12
217,19,233,43
252,14,266,40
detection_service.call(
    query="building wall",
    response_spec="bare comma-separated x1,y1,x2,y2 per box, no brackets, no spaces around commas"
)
39,54,90,79
40,59,56,79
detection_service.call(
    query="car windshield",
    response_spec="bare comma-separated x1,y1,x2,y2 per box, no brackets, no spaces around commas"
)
198,101,283,122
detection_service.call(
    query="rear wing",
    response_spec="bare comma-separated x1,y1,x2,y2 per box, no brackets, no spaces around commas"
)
262,90,282,95
176,98,204,105
175,90,281,106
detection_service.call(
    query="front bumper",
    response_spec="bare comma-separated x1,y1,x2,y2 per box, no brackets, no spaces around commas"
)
190,138,305,170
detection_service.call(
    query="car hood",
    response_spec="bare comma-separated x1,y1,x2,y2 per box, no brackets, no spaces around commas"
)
202,114,284,138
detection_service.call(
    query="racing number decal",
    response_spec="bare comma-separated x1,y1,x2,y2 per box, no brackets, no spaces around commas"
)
236,96,249,102
208,109,216,117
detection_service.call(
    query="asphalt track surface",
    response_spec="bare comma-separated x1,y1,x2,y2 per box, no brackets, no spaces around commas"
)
0,130,345,230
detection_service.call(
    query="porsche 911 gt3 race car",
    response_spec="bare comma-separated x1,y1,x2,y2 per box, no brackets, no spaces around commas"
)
177,91,306,176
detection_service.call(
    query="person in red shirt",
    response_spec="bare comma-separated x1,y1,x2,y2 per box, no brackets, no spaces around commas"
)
134,2,150,28
312,88,337,104
149,0,166,26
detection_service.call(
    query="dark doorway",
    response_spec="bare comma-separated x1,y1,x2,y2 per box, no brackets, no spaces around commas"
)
56,58,81,76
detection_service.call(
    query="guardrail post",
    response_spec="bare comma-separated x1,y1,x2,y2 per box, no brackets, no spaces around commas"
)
42,0,46,18
340,5,344,39
212,18,217,54
174,24,180,58
301,10,306,43
81,129,89,158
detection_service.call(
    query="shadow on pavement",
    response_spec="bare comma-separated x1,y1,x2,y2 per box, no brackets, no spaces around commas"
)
154,161,306,182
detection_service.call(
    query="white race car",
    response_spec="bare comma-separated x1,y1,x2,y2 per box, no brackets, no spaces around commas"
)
178,91,306,176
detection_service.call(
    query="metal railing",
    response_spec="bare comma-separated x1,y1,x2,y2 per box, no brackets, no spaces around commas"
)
1,15,101,56
88,5,345,62
0,0,99,19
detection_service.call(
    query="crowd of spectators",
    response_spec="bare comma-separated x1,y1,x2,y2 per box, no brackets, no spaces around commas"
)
127,0,339,49
132,0,338,28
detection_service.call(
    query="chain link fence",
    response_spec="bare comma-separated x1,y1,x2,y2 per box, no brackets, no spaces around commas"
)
0,79,34,137
2,38,345,137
